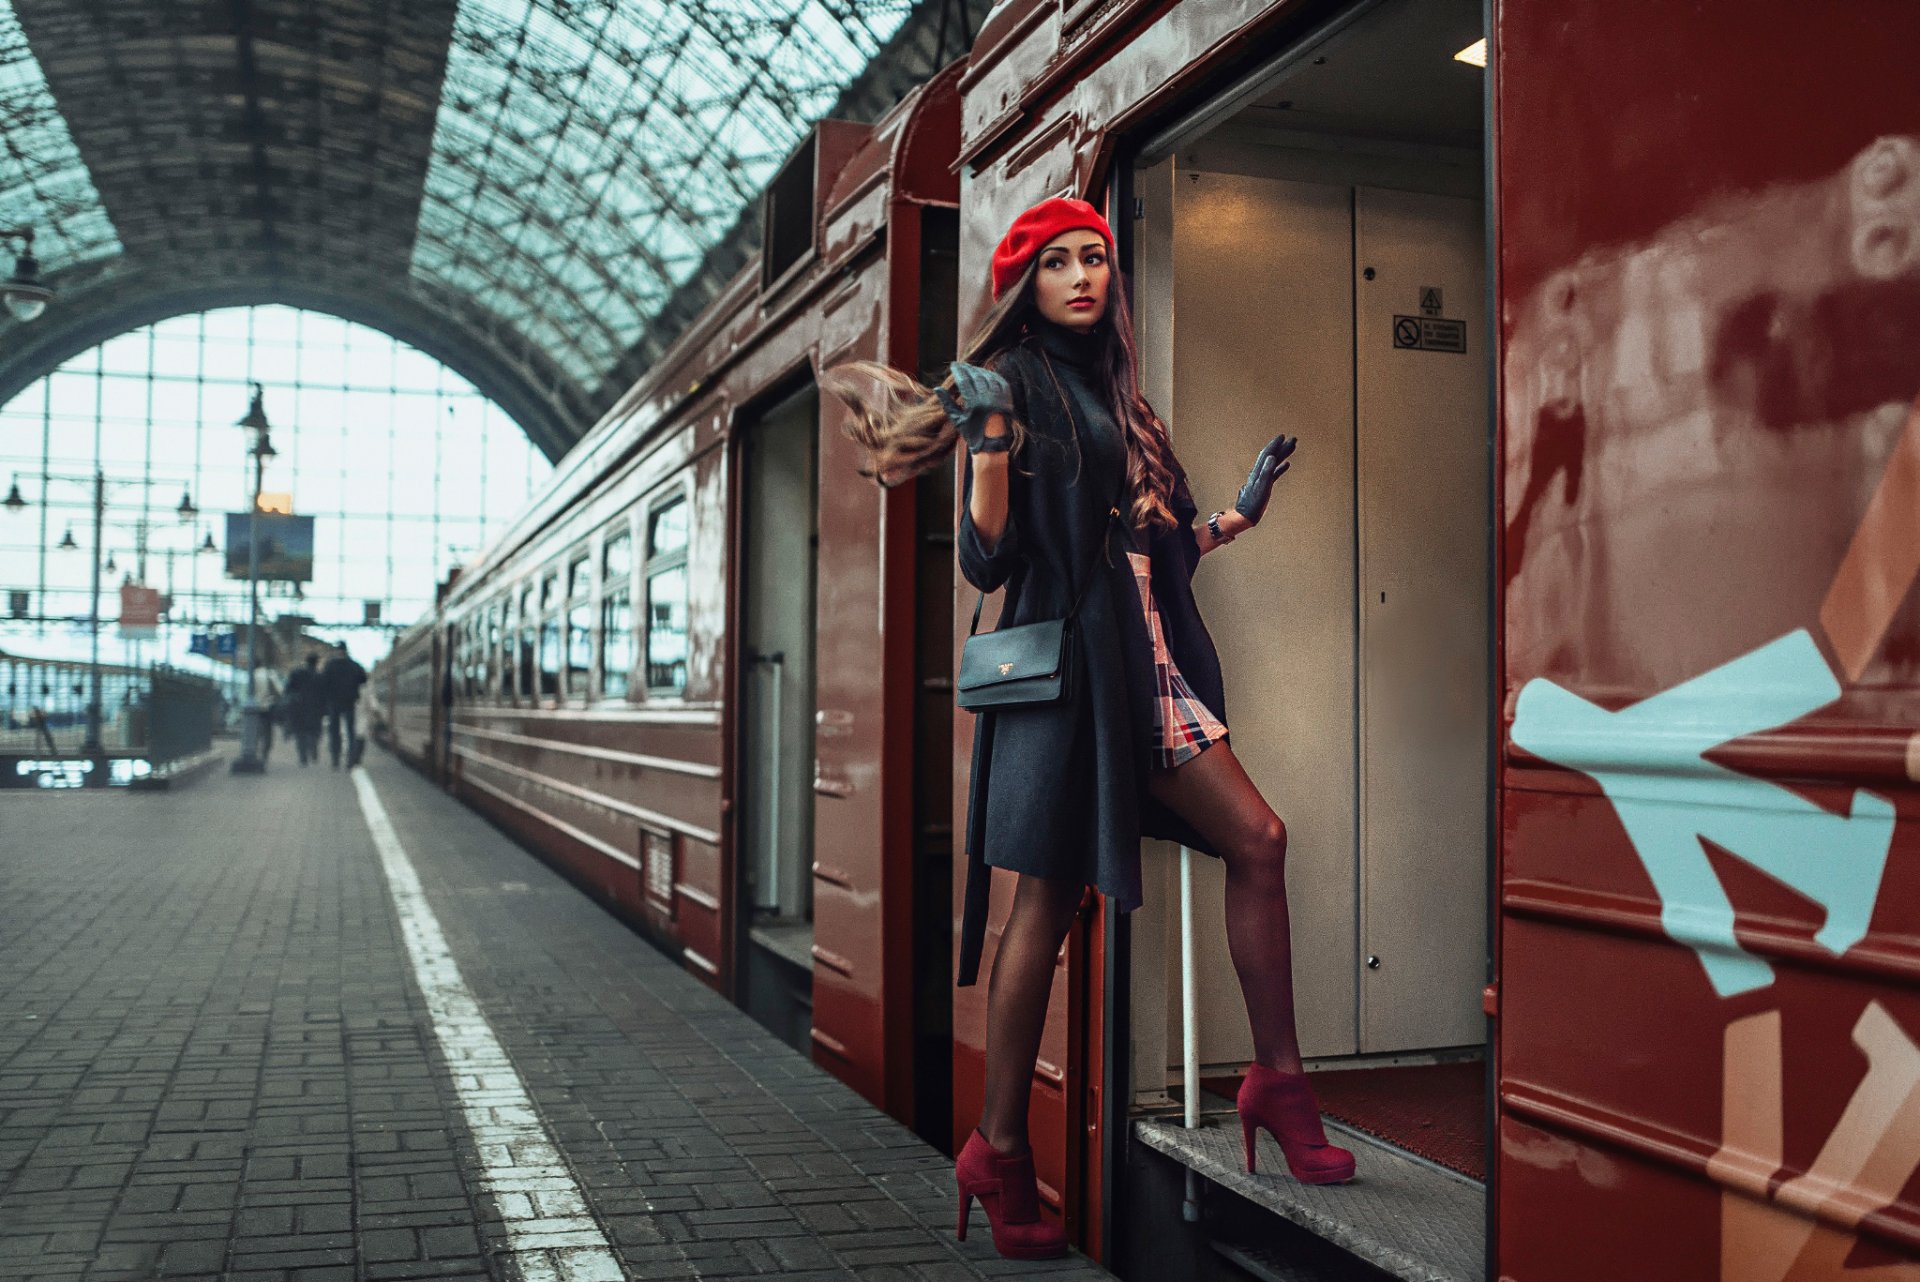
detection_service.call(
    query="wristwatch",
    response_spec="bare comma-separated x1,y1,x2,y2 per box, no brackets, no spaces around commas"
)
1207,511,1234,544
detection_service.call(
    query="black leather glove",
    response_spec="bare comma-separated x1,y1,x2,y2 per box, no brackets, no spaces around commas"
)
1233,432,1297,525
936,362,1014,455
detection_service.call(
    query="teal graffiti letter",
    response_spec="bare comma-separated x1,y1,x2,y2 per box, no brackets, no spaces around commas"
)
1511,630,1895,997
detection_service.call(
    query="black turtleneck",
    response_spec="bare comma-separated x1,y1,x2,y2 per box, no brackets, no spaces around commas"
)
1030,320,1128,507
1035,318,1103,370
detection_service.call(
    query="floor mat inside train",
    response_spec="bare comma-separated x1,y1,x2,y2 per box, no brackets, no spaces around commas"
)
1200,1060,1486,1181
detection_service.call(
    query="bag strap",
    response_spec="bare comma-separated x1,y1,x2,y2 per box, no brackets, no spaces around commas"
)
967,347,1126,638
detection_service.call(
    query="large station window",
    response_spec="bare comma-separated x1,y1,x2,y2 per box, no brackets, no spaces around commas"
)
644,495,690,695
602,527,634,700
566,551,594,700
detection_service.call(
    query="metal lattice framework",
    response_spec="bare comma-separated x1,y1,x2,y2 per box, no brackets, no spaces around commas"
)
0,0,978,457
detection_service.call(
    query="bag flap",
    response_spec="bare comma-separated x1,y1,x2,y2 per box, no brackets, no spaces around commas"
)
956,617,1068,690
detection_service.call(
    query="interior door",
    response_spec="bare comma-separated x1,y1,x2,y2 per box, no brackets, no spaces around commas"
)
1168,166,1361,1064
1354,185,1488,1052
738,383,819,1049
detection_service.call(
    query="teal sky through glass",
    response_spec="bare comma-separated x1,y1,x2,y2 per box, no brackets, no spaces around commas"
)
0,0,120,274
414,0,914,387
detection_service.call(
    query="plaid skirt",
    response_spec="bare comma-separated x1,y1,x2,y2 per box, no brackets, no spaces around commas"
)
1126,551,1228,771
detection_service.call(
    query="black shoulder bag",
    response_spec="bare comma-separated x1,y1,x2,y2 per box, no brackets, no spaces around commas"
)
954,351,1123,711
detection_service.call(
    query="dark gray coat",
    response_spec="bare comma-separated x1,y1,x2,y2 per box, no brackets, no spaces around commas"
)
955,322,1229,987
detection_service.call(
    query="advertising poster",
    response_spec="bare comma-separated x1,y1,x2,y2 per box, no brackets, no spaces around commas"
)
224,512,315,583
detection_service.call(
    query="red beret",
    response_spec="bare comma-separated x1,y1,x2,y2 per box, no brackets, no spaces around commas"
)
990,197,1115,299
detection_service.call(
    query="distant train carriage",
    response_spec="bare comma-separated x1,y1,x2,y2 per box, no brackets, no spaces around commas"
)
380,65,966,1152
377,616,444,774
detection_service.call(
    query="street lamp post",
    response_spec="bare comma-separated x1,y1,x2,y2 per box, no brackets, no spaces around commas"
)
230,384,276,775
83,470,104,754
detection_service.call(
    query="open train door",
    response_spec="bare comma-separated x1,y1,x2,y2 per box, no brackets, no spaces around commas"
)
1493,1,1920,1276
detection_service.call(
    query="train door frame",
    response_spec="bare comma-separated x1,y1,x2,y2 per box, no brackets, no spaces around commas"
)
908,203,962,1154
1101,0,1501,1268
728,370,823,1055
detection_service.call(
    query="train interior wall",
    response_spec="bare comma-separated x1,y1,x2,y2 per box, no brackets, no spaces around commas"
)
736,382,821,1055
1127,0,1488,1130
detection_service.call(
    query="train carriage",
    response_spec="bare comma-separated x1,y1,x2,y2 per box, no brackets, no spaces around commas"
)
377,614,446,775
374,0,1920,1276
952,0,1920,1278
383,64,967,1149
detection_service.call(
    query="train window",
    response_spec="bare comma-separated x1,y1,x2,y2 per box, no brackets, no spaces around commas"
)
486,603,502,701
645,496,690,694
458,620,472,699
538,570,561,698
761,133,816,291
501,595,516,697
602,529,633,700
518,584,536,699
566,551,594,700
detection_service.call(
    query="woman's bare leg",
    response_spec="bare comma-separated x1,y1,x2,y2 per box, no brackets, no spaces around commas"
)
978,871,1085,1154
1148,742,1304,1073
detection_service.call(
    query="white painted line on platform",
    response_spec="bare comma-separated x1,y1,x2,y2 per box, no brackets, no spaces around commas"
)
353,770,637,1282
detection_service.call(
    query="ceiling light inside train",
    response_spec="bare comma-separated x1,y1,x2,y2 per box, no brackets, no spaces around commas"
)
1454,39,1487,68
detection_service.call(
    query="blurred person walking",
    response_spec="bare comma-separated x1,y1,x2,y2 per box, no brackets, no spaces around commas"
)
282,653,325,766
250,665,283,765
320,642,368,770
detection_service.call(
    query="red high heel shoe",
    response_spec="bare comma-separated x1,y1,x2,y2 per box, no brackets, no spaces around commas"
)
954,1129,1070,1259
1237,1063,1356,1184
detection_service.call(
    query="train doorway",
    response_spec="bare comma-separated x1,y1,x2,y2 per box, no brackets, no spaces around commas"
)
735,381,821,1055
1125,0,1490,1274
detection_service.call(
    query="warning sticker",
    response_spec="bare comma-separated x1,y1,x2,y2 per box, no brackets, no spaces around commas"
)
1392,315,1467,353
1419,286,1444,316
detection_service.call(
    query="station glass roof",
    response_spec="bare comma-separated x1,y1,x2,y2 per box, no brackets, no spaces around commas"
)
414,0,915,386
0,0,946,454
0,2,121,272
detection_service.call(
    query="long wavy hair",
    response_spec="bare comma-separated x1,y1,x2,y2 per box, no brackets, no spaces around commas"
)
821,256,1183,534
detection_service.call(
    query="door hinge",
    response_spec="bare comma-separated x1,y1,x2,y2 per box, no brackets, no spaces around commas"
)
1482,983,1499,1017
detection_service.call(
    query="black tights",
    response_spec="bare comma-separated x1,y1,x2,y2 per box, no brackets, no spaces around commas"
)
977,740,1300,1155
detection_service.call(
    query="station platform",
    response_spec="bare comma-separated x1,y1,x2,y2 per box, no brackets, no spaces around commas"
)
0,750,1115,1282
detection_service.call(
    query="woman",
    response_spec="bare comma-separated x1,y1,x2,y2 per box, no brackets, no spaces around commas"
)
282,652,325,767
826,197,1352,1261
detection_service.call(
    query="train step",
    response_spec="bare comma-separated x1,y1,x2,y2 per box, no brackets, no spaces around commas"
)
1210,1236,1386,1282
1134,1113,1484,1282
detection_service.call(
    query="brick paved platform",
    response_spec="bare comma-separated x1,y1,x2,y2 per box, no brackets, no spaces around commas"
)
0,750,1114,1282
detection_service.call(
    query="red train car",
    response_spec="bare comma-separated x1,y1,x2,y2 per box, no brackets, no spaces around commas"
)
953,0,1920,1278
378,66,966,1148
379,1,1920,1277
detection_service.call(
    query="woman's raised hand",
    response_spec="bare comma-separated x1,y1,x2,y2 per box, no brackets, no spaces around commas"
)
937,362,1014,455
1233,431,1297,526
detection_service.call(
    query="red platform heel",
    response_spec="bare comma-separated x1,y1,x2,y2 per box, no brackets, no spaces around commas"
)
1236,1063,1356,1184
954,1129,1070,1260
